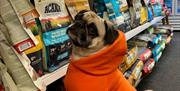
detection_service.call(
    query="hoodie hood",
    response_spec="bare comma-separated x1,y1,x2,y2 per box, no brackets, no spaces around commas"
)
70,31,127,75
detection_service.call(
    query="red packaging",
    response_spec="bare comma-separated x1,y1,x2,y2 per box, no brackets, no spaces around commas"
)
139,49,152,63
143,58,155,75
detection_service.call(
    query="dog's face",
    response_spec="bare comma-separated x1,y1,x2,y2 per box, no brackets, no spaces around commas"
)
67,10,118,49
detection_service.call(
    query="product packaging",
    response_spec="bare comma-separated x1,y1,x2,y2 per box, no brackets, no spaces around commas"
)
143,58,155,76
35,0,72,72
65,0,90,19
140,0,148,24
138,48,152,63
104,0,125,26
152,3,162,17
0,0,35,53
153,51,162,62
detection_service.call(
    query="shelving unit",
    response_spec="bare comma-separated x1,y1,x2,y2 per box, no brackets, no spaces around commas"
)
37,16,165,86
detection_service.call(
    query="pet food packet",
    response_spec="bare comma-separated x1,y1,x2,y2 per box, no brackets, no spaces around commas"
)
35,0,72,72
104,0,125,26
119,0,131,32
152,3,163,17
133,0,142,26
93,0,109,20
8,0,45,78
138,48,152,63
130,60,144,81
125,46,139,69
42,27,72,72
35,0,71,31
140,0,148,25
65,0,90,19
119,0,128,12
153,51,162,62
0,0,35,53
143,58,155,75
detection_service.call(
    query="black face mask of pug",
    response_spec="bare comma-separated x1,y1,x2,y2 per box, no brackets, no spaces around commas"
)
67,10,119,60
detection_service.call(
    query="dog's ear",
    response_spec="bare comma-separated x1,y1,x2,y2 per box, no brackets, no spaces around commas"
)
75,10,89,20
104,20,119,44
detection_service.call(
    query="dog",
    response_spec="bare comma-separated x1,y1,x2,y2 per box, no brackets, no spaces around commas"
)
65,10,136,91
67,10,118,60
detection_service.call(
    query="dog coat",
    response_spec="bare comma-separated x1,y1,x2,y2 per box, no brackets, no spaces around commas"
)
64,31,136,91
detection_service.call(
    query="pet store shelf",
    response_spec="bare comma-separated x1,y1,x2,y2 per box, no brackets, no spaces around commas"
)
40,64,69,86
38,16,165,86
126,16,165,41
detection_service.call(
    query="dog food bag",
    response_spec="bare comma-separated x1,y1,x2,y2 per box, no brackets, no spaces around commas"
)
42,27,72,72
130,60,144,81
147,4,154,22
93,0,109,19
133,0,142,26
140,0,148,25
138,48,152,63
120,9,132,32
153,51,162,62
125,46,139,69
0,0,35,53
143,58,155,76
35,0,72,72
119,0,128,12
65,0,90,19
104,0,125,26
152,3,163,17
35,0,71,31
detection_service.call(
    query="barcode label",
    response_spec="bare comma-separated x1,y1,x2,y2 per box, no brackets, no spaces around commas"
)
18,42,33,52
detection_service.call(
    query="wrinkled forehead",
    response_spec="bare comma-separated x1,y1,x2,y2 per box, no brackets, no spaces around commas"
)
81,11,101,24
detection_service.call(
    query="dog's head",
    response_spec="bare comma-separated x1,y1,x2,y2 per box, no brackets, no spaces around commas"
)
67,10,118,49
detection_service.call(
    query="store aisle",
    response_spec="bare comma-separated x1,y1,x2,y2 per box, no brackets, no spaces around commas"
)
137,32,180,91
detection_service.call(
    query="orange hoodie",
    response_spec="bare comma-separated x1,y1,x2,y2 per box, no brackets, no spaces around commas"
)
64,31,136,91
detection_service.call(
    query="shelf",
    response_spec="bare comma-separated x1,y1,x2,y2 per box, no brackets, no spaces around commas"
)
38,16,165,87
126,16,165,41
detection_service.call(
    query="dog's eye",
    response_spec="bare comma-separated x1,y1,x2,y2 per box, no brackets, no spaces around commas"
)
87,23,99,37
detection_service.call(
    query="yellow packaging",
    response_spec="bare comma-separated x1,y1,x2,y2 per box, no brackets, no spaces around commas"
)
140,7,148,24
65,0,90,19
125,46,138,69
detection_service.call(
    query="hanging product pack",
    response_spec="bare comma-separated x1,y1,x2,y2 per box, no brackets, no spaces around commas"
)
35,0,72,72
152,3,162,17
0,26,38,91
119,0,132,32
65,0,90,19
147,4,154,21
0,0,35,53
104,0,125,26
140,0,148,24
8,0,44,77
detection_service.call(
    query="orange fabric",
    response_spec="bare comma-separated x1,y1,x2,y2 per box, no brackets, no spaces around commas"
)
64,31,136,91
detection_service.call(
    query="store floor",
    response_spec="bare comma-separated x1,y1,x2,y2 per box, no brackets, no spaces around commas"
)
137,32,180,91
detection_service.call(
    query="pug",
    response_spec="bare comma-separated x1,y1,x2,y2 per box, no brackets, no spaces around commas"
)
67,10,119,60
65,10,136,91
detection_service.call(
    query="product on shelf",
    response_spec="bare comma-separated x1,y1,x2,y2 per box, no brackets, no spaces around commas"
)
119,0,132,32
35,0,72,72
124,60,144,86
138,47,152,64
0,29,38,91
140,0,148,24
0,0,35,53
65,0,90,19
126,46,139,70
93,0,109,19
104,0,125,25
35,0,71,31
147,4,154,21
142,58,155,76
42,27,71,72
152,3,163,17
24,18,44,77
153,51,162,62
